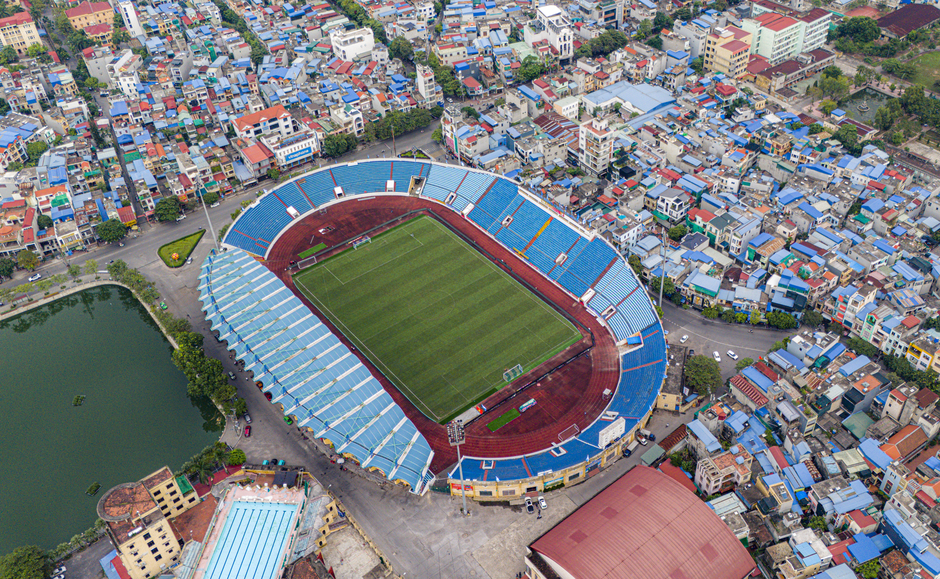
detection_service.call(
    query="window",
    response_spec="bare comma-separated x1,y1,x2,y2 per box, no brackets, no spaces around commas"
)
147,541,155,548
151,547,158,554
144,533,151,540
154,555,162,562
479,490,493,496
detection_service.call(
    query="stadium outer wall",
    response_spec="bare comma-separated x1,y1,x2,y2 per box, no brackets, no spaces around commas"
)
223,160,664,498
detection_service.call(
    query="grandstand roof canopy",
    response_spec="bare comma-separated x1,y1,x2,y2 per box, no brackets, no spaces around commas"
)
529,466,756,579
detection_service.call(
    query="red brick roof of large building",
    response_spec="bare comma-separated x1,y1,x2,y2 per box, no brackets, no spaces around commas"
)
234,104,290,132
878,3,940,37
66,1,112,18
0,12,33,27
529,466,755,579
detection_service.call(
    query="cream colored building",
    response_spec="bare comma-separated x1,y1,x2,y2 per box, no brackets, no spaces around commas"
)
98,467,200,579
0,13,39,56
704,26,752,78
578,118,613,176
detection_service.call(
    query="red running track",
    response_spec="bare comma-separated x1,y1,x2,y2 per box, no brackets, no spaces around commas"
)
264,196,620,474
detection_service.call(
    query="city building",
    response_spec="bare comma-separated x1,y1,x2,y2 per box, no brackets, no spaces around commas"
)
117,0,144,38
329,28,375,62
578,118,613,176
97,467,199,579
523,5,573,64
233,104,295,140
694,445,754,495
525,466,756,579
65,1,114,31
704,26,753,78
0,13,39,55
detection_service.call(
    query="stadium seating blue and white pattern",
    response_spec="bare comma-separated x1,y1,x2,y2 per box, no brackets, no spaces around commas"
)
219,160,664,485
198,250,434,492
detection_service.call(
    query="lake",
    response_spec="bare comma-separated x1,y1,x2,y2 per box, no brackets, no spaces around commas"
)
0,285,221,553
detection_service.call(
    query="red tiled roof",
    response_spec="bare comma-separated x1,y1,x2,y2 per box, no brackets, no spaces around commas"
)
0,12,33,27
234,104,290,132
65,1,111,18
529,466,755,579
730,374,769,407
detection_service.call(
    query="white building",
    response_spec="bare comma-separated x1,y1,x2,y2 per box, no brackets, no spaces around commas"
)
578,118,613,176
741,9,829,65
415,63,442,108
524,5,573,64
261,131,321,170
118,0,145,38
330,28,375,62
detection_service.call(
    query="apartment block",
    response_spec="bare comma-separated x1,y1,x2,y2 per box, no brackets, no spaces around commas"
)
578,118,613,176
0,13,39,55
704,26,752,78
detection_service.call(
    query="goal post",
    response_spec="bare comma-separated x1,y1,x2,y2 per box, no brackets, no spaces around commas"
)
503,363,523,382
353,235,372,250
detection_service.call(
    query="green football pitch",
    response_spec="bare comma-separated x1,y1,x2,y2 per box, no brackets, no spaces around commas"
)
293,216,582,424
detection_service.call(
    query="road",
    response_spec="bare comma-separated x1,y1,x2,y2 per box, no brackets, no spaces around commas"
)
18,133,781,578
658,299,789,380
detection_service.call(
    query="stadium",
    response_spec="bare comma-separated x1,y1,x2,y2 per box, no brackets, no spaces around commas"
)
198,159,668,498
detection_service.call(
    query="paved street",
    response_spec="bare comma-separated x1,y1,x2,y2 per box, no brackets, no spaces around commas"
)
658,299,790,380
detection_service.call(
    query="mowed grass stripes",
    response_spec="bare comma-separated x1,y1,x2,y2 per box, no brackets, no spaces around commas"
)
293,216,581,423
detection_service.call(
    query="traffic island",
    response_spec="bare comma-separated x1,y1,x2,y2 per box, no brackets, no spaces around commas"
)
158,229,206,267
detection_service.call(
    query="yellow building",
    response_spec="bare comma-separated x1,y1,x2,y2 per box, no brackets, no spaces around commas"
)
65,1,114,31
0,13,39,56
98,467,200,579
703,26,752,79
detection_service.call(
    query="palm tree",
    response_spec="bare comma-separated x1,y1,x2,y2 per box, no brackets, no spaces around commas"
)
188,456,214,485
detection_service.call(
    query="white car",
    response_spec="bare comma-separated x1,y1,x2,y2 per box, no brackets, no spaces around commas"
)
28,273,42,282
727,350,739,360
713,351,721,362
176,214,186,222
680,335,689,343
538,496,547,510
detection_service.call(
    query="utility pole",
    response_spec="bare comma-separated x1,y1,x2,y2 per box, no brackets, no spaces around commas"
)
447,420,468,517
658,223,667,307
200,190,221,252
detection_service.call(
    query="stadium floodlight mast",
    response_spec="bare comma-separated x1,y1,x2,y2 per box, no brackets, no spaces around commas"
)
447,420,469,517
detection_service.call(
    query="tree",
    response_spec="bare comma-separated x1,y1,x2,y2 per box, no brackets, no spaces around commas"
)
95,218,127,242
820,99,838,116
388,36,414,62
83,259,97,276
835,16,880,43
202,191,219,206
802,309,824,327
461,106,480,119
25,141,48,163
25,43,44,58
628,254,643,275
16,249,38,270
267,168,280,181
67,263,81,279
856,559,879,579
735,357,754,371
234,397,248,416
806,516,828,532
153,197,181,222
0,45,16,65
690,56,704,75
766,311,798,329
653,11,673,31
847,336,880,359
649,276,675,295
684,355,722,396
637,18,652,38
750,310,761,325
323,133,352,157
228,448,247,465
36,213,53,229
819,75,849,101
822,65,843,78
668,225,687,241
0,257,13,279
517,55,546,83
0,545,47,579
431,127,443,143
834,123,858,149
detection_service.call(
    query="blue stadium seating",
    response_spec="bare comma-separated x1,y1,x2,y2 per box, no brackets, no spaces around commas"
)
495,201,549,251
391,160,429,192
555,239,616,292
329,161,393,195
487,195,525,235
271,182,312,214
298,170,338,207
527,218,580,270
549,237,589,281
468,179,518,230
457,171,498,203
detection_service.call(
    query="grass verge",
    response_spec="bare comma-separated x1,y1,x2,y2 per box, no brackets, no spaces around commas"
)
487,408,520,432
158,230,205,267
298,243,327,259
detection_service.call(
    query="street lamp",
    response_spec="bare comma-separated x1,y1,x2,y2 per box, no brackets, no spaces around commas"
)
447,420,468,517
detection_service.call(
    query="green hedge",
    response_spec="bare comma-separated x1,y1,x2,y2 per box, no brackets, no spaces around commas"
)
158,230,205,267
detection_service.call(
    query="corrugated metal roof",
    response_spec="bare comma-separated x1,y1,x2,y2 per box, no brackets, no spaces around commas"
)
529,466,755,579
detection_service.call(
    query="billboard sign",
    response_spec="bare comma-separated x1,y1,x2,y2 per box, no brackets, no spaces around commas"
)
285,147,312,163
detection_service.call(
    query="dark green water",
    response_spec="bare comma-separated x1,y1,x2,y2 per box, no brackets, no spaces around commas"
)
0,285,222,553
